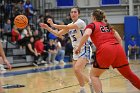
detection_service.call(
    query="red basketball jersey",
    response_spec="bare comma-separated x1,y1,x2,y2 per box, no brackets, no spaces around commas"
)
85,22,118,49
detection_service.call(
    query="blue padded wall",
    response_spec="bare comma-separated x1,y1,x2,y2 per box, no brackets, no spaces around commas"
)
124,16,140,54
138,19,140,47
101,0,120,5
57,0,74,7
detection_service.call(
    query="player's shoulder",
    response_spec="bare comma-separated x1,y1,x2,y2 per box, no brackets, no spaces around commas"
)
87,22,104,27
86,22,95,27
77,19,85,23
75,19,86,27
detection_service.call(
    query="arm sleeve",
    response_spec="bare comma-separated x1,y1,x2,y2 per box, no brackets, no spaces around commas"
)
85,23,95,33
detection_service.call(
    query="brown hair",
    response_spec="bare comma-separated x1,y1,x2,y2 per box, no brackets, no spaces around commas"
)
71,6,80,14
92,9,104,22
104,18,112,29
92,9,112,29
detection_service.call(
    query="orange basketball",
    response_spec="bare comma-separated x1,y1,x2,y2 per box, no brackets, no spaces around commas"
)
14,15,28,29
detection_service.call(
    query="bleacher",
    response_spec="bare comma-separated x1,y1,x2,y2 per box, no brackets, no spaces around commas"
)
3,40,72,68
2,41,34,67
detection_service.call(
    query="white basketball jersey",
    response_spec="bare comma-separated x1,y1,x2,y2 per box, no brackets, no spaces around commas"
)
68,19,87,48
68,19,92,60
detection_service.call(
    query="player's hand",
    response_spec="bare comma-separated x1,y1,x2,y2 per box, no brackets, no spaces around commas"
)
74,47,81,54
39,23,49,29
38,53,41,55
47,18,54,26
34,52,38,56
3,59,12,70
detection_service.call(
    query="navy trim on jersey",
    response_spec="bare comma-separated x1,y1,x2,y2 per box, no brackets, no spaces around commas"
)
80,30,84,36
79,46,87,57
81,39,89,57
79,42,91,60
87,41,91,59
87,46,90,59
114,64,129,68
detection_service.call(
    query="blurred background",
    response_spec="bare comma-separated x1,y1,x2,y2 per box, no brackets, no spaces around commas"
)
0,0,140,67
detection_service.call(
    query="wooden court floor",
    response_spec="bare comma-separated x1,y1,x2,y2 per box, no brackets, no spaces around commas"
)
0,60,140,93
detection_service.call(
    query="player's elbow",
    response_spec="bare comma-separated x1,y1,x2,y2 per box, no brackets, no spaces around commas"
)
84,33,90,38
86,34,90,37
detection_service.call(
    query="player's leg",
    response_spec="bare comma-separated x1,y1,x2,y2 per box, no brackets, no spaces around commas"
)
90,67,106,93
0,79,4,93
73,57,88,92
115,44,140,89
0,57,6,72
117,65,140,89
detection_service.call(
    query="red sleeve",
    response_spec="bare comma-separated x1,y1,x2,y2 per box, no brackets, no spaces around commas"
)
38,44,44,52
34,41,44,53
85,23,95,32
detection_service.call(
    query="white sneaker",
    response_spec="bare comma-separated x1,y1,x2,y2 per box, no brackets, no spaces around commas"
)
54,61,59,65
0,64,6,73
60,60,65,65
41,60,46,63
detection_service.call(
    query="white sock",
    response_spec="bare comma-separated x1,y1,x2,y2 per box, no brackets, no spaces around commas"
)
88,78,92,84
0,64,4,67
80,86,85,90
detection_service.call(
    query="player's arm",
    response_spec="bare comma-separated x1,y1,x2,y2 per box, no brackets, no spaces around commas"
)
113,29,123,46
47,18,78,30
34,48,38,56
0,42,12,69
40,23,68,39
75,28,92,54
52,24,78,30
27,43,35,54
0,42,7,60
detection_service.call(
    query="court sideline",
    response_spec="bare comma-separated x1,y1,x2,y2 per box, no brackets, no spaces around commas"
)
0,60,140,93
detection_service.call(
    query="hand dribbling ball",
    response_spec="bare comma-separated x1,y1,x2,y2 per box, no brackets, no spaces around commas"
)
14,15,28,29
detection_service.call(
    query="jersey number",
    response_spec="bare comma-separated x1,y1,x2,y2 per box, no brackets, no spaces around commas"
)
100,26,110,32
72,35,77,42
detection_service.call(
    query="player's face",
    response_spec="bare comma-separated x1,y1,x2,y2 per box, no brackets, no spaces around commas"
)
70,8,79,21
7,20,11,24
30,37,34,42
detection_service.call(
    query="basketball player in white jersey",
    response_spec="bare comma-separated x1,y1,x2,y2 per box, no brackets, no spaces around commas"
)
40,7,95,93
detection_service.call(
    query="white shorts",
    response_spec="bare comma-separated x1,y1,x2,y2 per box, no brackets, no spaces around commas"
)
73,45,92,62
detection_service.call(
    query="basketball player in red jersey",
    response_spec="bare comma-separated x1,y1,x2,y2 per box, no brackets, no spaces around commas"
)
75,9,140,93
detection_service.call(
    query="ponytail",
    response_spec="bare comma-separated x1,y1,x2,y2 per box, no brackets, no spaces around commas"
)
92,9,113,30
92,9,104,22
103,15,113,30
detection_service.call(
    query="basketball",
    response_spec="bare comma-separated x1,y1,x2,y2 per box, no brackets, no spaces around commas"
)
14,15,28,29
